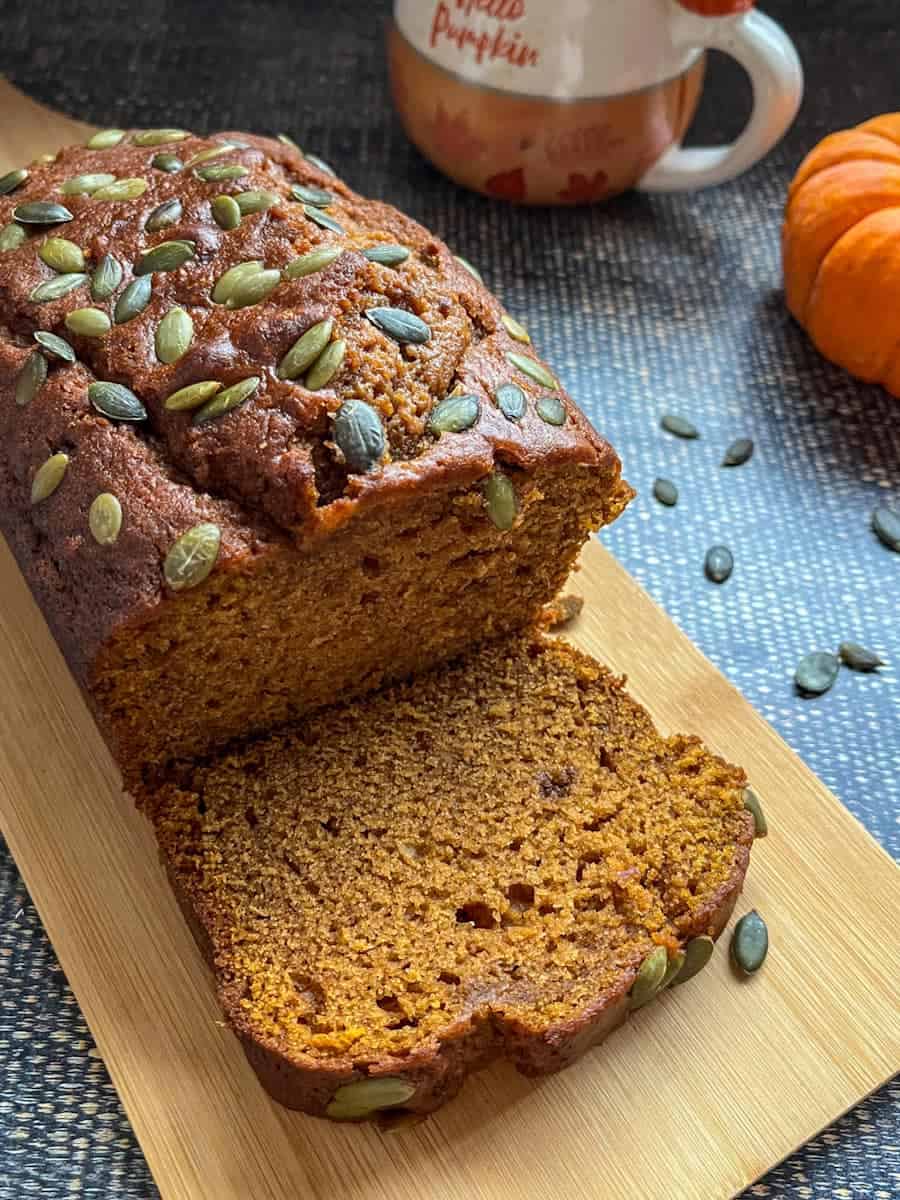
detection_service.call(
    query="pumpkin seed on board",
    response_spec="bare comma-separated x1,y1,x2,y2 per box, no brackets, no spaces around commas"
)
658,949,686,991
872,505,900,552
31,452,69,503
838,642,885,672
88,381,148,422
34,331,75,363
303,204,344,234
164,380,222,412
507,351,555,390
65,307,112,338
0,168,28,195
283,246,342,279
92,178,148,202
291,183,332,208
151,153,183,173
742,786,768,838
495,382,526,421
135,239,196,275
194,163,248,183
61,172,116,195
535,395,566,426
33,154,57,165
192,376,260,425
114,275,152,324
653,478,678,507
39,237,85,273
277,318,334,380
85,129,126,149
365,307,431,345
427,394,480,435
704,545,733,584
211,260,263,304
722,436,754,467
661,413,699,439
363,244,410,268
628,945,668,1010
484,471,518,531
730,910,768,975
14,201,73,225
155,307,193,363
0,222,27,252
325,1077,416,1121
235,190,278,215
29,273,89,303
212,194,242,230
88,492,123,546
145,198,183,231
223,267,280,310
501,313,530,343
133,129,190,147
332,400,385,474
91,253,123,301
163,522,221,591
306,339,346,391
454,254,483,283
795,651,839,696
305,152,336,177
15,351,48,406
670,936,714,987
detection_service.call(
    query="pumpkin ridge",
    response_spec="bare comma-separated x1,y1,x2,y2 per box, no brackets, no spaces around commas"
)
857,113,900,149
788,130,900,198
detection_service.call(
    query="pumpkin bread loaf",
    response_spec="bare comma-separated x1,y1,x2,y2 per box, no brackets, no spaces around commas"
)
0,130,631,776
144,634,754,1122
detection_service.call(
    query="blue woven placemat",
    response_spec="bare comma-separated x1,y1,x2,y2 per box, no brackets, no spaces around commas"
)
1,1,897,1196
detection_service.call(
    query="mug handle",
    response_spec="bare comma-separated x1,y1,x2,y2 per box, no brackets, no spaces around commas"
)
638,7,803,192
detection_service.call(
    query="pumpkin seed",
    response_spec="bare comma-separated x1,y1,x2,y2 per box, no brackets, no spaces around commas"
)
135,239,195,275
325,1077,415,1120
192,376,260,425
704,545,733,584
306,339,346,391
185,144,238,168
628,945,668,1010
507,351,555,390
114,275,152,324
495,382,526,421
0,168,28,195
194,163,248,182
427,394,480,435
363,244,410,267
277,133,302,153
0,222,27,252
223,266,280,309
661,413,699,439
303,204,344,234
332,400,385,473
31,452,68,503
653,478,678,507
91,253,123,300
659,950,686,991
730,910,768,975
454,254,483,283
14,201,73,225
722,436,754,467
133,129,189,147
86,129,126,149
151,153,183,173
89,381,147,422
501,313,530,343
484,471,517,531
234,190,278,215
277,318,334,380
155,307,193,363
283,246,342,279
305,152,336,176
65,307,112,338
670,936,714,987
15,351,48,406
88,492,122,545
365,306,431,345
34,331,75,363
742,786,767,837
536,395,566,426
145,198,183,232
291,183,332,208
838,641,884,672
39,237,85,273
164,380,223,412
61,172,116,195
34,154,57,165
29,273,89,302
872,505,900,552
164,522,221,590
211,260,263,304
212,194,242,229
92,178,148,202
795,651,839,696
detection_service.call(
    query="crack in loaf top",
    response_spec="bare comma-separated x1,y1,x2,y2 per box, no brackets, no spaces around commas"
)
0,127,615,542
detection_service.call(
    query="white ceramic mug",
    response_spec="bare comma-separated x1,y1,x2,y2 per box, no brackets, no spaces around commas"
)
389,0,803,204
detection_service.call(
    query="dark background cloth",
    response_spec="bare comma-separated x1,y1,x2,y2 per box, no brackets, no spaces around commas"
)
0,1,897,1196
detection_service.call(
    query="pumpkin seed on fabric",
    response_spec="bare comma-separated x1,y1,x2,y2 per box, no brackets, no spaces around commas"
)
61,172,116,195
363,244,410,267
91,254,123,301
332,400,385,473
628,945,668,1010
88,492,123,545
704,545,733,583
212,194,242,230
278,319,335,380
305,152,336,177
65,307,112,338
283,246,342,279
15,351,48,406
89,381,147,422
501,313,530,343
211,260,263,304
195,163,248,183
872,505,900,552
303,204,344,234
454,254,483,283
133,129,189,147
14,201,73,225
34,331,75,363
536,395,566,426
155,307,193,363
151,153,183,173
730,910,768,975
164,523,221,591
653,478,678,507
742,786,768,837
838,642,884,672
722,437,754,467
484,471,517,531
29,273,89,303
427,394,480,435
192,376,260,425
0,168,28,195
670,936,714,987
507,351,556,390
31,452,69,503
795,651,839,696
235,190,278,215
164,380,223,412
145,198,183,232
365,307,431,345
114,275,152,324
223,267,281,310
291,183,333,208
306,340,346,391
135,240,196,275
0,222,27,252
39,237,86,273
91,178,148,202
86,129,126,149
325,1077,416,1120
495,382,526,422
661,413,699,439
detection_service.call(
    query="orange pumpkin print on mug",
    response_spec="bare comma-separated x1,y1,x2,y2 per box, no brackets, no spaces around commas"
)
389,1,803,205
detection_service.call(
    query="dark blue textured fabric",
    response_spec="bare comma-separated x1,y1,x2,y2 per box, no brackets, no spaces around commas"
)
0,1,897,1196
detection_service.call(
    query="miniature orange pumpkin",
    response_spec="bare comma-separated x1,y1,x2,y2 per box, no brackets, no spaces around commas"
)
783,113,900,396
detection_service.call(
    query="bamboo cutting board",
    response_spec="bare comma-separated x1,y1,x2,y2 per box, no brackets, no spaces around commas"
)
0,80,898,1200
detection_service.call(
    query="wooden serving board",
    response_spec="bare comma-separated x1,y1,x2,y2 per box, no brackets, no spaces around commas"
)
1,81,898,1200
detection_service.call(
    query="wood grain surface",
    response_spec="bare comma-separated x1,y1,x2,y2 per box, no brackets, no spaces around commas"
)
0,80,898,1200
